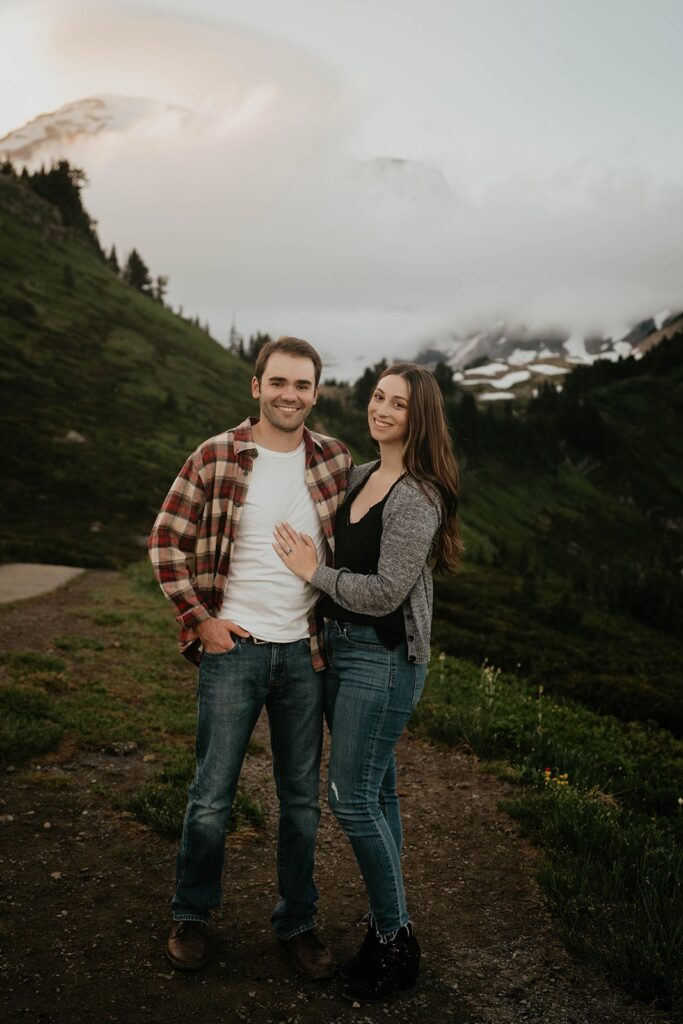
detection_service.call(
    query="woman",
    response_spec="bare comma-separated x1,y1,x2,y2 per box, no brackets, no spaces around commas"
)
273,363,462,1003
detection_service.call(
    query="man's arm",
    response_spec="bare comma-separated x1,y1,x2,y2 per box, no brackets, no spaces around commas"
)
148,451,251,653
147,451,213,630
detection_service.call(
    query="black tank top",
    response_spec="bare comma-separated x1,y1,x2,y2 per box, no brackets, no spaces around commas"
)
319,465,406,648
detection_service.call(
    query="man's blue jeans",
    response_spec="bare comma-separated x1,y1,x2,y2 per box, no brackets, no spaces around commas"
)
171,636,323,940
323,621,427,937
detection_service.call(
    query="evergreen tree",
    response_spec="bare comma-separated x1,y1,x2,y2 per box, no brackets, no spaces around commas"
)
352,359,388,409
26,160,101,253
0,160,15,177
247,332,272,364
454,391,479,449
152,275,168,303
123,249,152,294
228,320,245,359
433,359,455,397
107,245,120,275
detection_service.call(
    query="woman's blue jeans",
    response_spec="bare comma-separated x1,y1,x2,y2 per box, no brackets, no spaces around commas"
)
323,621,427,937
171,636,323,940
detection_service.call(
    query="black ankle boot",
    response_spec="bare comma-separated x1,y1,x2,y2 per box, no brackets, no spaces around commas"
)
342,923,420,1004
339,918,380,981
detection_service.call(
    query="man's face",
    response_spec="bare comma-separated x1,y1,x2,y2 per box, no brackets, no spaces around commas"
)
252,352,318,433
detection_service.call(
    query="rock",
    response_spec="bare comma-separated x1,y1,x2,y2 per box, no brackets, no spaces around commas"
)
104,741,138,757
0,814,15,824
64,430,86,444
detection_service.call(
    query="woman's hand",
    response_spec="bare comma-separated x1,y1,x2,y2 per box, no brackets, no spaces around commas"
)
273,521,320,583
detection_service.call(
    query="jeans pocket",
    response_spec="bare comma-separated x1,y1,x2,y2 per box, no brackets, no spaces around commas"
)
202,639,242,658
340,624,386,650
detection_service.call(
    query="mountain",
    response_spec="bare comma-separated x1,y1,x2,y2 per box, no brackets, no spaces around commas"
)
1,97,456,213
0,95,192,163
414,312,683,401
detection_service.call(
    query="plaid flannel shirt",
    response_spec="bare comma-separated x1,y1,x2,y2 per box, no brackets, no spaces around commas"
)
148,417,351,671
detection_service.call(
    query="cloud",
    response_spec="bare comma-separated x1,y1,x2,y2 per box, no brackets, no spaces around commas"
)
3,1,683,379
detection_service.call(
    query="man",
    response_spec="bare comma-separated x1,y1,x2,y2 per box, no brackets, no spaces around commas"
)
148,336,351,979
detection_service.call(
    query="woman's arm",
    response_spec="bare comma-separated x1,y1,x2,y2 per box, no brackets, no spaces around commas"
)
274,480,440,616
314,483,439,614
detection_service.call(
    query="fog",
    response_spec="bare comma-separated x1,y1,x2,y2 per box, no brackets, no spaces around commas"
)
4,1,683,380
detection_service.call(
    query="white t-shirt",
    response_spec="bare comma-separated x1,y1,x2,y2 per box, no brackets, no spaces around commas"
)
218,442,326,642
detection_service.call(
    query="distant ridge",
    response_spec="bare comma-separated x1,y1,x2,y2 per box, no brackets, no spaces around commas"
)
413,311,683,401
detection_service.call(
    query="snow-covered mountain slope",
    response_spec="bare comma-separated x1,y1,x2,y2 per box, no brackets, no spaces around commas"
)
1,97,456,214
0,95,192,162
417,311,683,401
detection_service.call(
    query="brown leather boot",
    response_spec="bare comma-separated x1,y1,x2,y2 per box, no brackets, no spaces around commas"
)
279,928,336,980
166,921,209,971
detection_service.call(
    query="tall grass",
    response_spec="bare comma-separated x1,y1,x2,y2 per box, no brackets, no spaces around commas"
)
413,656,683,1011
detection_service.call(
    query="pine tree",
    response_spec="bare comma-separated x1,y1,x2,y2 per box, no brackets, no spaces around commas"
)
247,332,272,363
228,319,245,358
433,360,455,397
26,160,101,253
107,245,120,274
352,359,388,409
123,249,152,294
152,274,168,303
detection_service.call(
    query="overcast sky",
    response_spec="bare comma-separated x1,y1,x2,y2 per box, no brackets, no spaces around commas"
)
1,0,682,377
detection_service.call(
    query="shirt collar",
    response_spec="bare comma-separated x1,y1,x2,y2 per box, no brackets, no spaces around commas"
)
233,416,324,456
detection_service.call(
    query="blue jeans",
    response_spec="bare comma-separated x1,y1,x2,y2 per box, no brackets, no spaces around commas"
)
172,636,323,940
323,621,427,937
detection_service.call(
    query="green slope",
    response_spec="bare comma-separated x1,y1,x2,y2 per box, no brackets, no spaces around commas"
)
1,170,682,733
0,174,255,566
316,350,683,733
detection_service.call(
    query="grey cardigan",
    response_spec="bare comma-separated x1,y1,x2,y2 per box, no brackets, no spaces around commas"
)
311,462,441,664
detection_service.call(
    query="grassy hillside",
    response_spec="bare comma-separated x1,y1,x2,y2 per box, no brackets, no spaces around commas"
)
2,168,682,734
0,172,255,566
317,349,683,734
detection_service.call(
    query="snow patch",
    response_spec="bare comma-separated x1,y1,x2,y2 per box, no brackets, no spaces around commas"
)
480,391,515,401
529,363,568,376
654,309,670,330
491,370,531,389
464,361,507,377
448,334,482,369
563,332,592,363
613,340,632,359
507,348,537,366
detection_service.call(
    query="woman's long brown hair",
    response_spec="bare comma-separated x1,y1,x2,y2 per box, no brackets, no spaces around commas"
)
375,363,463,574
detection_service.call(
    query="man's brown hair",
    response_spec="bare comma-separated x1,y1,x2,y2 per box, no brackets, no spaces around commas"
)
254,336,323,386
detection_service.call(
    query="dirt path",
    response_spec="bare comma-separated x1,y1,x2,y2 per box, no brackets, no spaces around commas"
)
0,563,85,604
0,573,674,1024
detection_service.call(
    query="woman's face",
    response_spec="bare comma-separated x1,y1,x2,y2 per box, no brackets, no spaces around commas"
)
368,374,410,446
